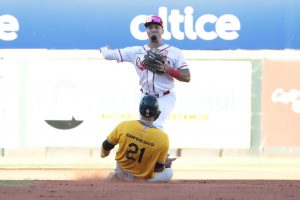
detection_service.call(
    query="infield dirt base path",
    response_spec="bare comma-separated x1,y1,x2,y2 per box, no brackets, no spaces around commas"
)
0,179,300,200
1,158,300,200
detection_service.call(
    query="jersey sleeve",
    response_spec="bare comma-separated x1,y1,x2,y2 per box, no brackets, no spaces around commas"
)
156,134,170,164
118,46,139,63
101,46,138,63
106,123,122,145
100,47,121,62
176,50,189,70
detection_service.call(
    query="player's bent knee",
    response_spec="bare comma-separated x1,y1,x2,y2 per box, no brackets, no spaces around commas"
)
163,168,173,180
147,168,173,182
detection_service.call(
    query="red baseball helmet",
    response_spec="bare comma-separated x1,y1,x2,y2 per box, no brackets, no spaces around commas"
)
144,16,164,28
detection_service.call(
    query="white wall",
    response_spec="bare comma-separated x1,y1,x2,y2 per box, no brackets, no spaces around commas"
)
1,49,299,148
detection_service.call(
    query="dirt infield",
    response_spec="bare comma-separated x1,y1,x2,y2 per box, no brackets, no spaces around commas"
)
1,157,300,199
0,178,300,200
0,168,300,200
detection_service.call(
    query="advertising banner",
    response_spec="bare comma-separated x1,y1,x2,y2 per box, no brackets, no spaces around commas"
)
20,58,251,148
1,0,299,49
23,59,141,147
261,60,300,147
0,60,20,147
168,60,252,148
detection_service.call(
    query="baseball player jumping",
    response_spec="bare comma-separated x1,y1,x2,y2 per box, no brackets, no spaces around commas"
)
100,15,191,130
101,94,176,182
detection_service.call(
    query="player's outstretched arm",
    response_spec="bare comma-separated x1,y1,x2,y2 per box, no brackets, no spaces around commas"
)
99,45,119,61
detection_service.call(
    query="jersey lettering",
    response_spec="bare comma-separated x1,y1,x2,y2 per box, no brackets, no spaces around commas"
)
126,143,146,163
135,57,144,71
126,133,154,147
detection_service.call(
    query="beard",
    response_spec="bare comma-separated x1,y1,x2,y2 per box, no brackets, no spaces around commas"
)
151,35,157,41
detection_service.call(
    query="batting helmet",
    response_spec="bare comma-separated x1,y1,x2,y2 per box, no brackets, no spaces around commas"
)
139,94,161,120
144,15,164,28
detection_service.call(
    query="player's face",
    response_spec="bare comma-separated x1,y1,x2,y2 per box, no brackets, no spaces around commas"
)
146,24,164,40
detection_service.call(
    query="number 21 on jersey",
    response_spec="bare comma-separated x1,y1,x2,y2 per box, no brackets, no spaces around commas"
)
126,143,145,163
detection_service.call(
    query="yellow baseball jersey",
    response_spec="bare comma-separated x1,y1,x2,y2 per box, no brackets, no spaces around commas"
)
107,120,169,179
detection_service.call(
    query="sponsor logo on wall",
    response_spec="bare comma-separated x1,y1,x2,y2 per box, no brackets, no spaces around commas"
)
272,88,300,113
261,60,300,147
1,1,299,49
0,14,19,41
130,6,240,41
45,116,83,130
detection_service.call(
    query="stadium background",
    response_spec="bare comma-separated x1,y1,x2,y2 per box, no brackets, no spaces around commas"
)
1,0,300,179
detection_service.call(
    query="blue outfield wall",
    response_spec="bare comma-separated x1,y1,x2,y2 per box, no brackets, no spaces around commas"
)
0,0,300,50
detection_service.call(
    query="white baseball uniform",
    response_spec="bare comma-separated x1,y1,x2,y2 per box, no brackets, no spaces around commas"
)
100,44,188,130
108,164,174,182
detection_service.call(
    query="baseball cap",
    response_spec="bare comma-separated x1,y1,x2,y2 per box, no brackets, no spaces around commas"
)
144,16,164,28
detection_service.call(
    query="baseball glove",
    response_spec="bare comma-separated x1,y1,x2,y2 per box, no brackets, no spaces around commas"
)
143,49,166,74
